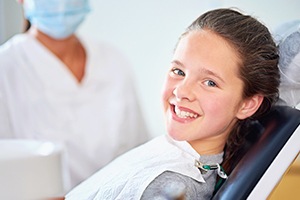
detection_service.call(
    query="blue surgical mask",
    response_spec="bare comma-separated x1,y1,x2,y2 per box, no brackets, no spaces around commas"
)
23,0,90,39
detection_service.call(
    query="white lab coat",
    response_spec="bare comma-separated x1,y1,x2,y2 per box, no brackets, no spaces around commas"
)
65,134,205,200
0,33,149,189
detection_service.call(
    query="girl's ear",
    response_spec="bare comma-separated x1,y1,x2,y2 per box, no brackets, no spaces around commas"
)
236,94,264,120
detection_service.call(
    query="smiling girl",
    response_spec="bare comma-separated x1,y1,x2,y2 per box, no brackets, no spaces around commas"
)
65,8,280,200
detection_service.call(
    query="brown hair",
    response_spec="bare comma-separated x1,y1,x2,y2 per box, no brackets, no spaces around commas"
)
181,8,280,174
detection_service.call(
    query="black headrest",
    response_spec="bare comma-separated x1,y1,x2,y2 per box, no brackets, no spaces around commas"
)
212,106,300,200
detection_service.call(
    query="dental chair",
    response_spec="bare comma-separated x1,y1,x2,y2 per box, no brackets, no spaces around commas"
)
212,105,300,200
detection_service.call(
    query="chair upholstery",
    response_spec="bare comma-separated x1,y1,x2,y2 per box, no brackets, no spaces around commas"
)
212,106,300,200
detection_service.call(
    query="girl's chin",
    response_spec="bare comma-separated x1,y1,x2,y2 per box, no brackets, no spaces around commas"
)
167,131,186,141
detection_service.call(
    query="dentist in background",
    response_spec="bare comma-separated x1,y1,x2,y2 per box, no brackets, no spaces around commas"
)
0,0,149,191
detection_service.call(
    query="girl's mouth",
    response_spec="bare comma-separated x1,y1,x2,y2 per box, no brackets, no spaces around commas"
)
172,105,199,119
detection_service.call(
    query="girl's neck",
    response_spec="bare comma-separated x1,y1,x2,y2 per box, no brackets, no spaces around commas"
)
188,135,227,155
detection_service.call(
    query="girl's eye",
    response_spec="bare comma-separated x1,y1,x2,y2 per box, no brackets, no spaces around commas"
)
172,68,185,76
204,80,217,87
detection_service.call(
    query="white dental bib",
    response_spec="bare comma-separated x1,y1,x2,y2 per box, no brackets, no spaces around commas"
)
66,134,205,200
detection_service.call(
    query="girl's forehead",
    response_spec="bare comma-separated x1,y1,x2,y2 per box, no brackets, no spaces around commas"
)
175,31,241,70
177,30,237,54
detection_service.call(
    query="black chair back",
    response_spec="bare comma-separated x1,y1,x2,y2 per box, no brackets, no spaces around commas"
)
212,106,300,200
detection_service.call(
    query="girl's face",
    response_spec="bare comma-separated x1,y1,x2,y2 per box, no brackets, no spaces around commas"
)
162,30,248,154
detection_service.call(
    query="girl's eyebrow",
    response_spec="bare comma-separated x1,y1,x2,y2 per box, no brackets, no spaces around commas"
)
171,60,185,68
200,68,225,83
171,60,225,83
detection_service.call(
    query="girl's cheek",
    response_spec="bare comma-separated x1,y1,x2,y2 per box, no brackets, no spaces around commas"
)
161,87,172,102
161,81,175,107
201,94,222,111
161,78,173,96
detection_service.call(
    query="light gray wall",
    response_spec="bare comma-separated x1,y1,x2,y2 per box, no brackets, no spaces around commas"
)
0,0,23,44
1,0,300,138
0,1,4,43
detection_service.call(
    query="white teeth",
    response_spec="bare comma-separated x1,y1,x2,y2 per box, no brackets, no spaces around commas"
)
174,106,198,119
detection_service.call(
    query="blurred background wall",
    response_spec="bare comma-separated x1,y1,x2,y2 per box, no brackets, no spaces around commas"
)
1,0,300,138
0,0,23,44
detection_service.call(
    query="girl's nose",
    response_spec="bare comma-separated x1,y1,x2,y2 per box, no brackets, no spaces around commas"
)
172,81,196,102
